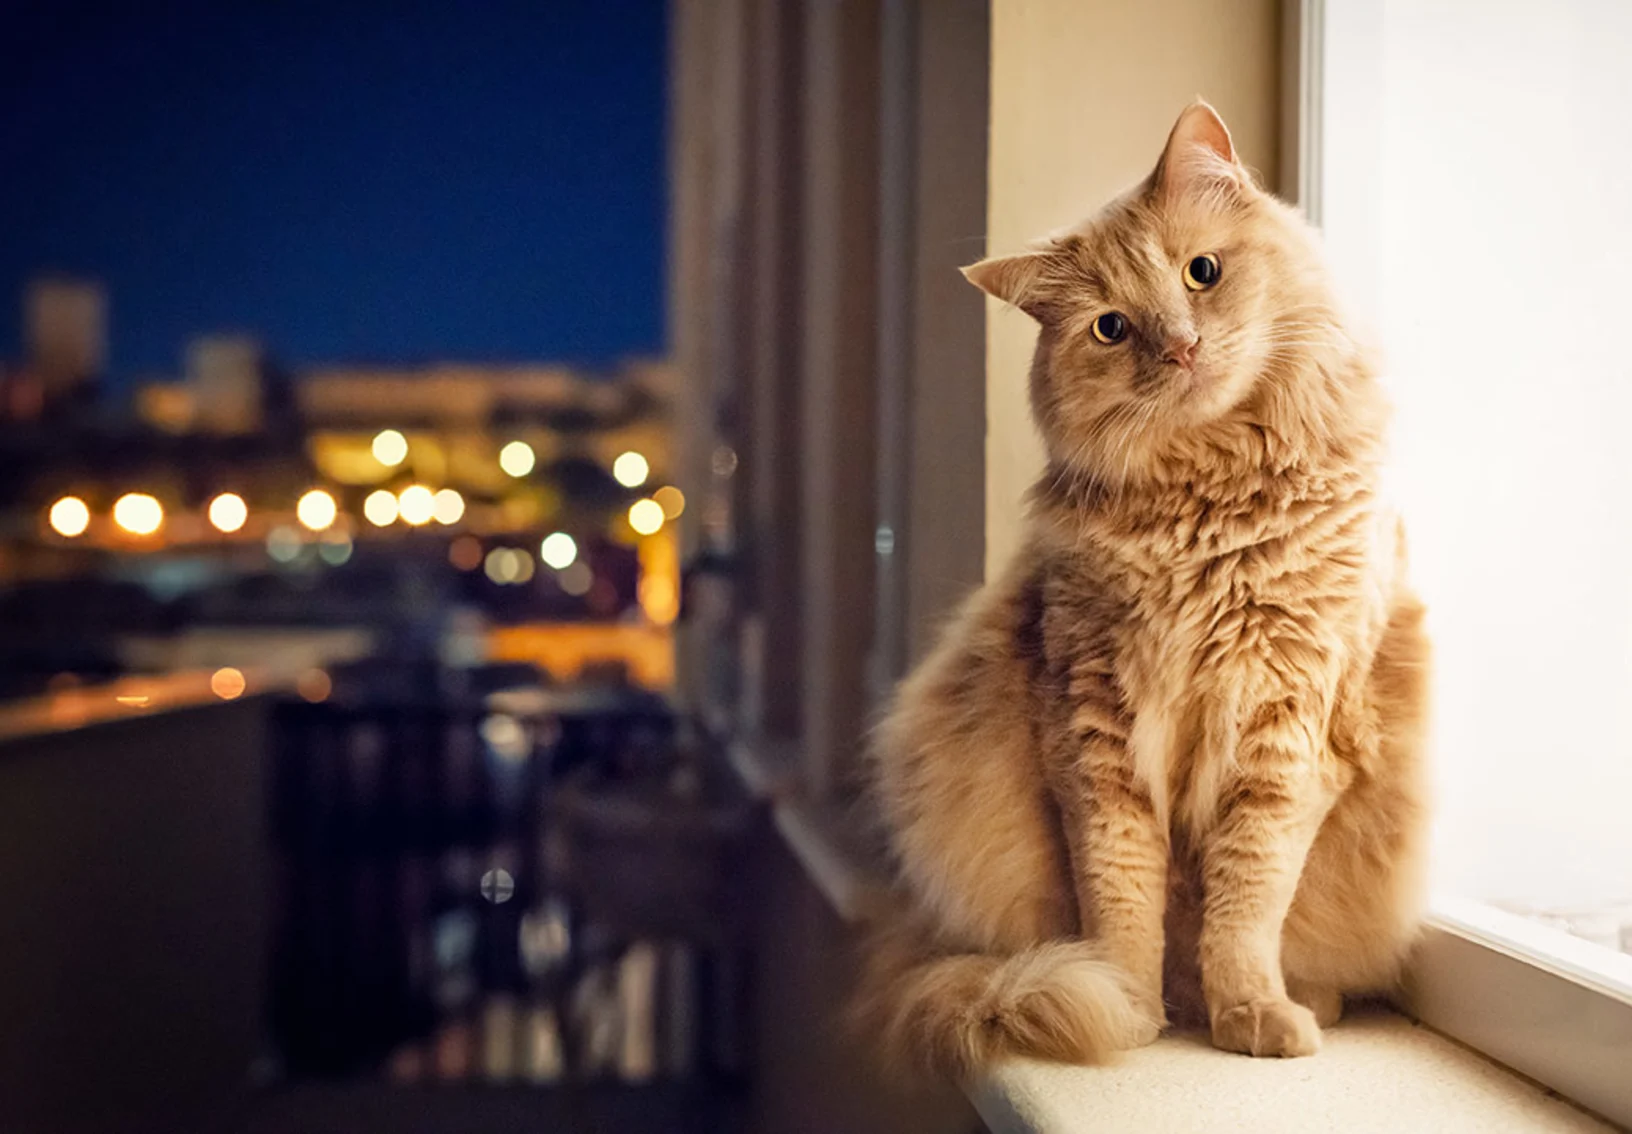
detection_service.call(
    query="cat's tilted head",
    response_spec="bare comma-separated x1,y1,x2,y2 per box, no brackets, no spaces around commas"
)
966,101,1361,489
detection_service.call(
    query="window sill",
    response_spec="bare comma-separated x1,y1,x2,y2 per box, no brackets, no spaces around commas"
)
725,742,1622,1132
727,738,893,923
971,1007,1614,1134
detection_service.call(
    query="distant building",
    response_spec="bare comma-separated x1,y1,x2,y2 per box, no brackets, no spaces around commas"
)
25,277,106,400
188,335,266,435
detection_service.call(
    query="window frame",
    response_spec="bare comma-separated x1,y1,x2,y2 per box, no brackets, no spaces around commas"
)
1289,3,1632,1126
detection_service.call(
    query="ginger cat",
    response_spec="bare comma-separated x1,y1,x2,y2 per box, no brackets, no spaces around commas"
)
861,101,1430,1077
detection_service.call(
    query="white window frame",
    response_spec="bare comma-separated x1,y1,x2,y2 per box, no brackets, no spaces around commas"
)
1288,2,1632,1126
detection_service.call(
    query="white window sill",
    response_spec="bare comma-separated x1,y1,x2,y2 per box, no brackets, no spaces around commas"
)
726,743,1625,1132
971,1007,1614,1134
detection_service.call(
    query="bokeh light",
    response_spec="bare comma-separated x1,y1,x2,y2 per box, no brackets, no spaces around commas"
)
398,485,435,526
653,485,685,519
210,667,247,700
639,575,679,625
480,868,515,905
266,525,302,563
432,487,466,525
318,532,354,565
296,489,338,531
498,440,535,478
113,493,164,535
48,496,90,537
628,498,664,535
540,531,577,570
484,547,535,585
558,561,593,596
480,713,530,763
296,668,332,703
363,489,399,527
372,428,409,467
448,534,484,571
612,450,649,488
208,492,248,533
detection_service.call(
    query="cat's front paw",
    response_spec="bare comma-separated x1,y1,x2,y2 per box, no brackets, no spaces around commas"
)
1125,995,1168,1049
1209,997,1321,1058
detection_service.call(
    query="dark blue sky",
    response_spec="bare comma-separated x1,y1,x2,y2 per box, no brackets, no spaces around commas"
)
0,0,667,384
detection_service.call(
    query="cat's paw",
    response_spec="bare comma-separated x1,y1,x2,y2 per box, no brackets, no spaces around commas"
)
1209,997,1322,1058
1124,995,1168,1049
1288,981,1343,1028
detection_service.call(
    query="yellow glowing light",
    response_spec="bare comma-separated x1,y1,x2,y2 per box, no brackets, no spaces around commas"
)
653,485,685,520
363,488,399,527
628,498,664,536
210,667,247,701
297,668,332,703
208,492,248,533
612,450,650,488
398,485,435,525
432,487,466,525
482,547,536,585
372,428,409,467
296,489,338,532
499,440,536,478
113,493,164,536
540,532,578,570
638,575,679,626
48,496,90,537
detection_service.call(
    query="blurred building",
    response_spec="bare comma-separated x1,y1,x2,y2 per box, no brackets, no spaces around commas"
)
0,279,682,697
25,277,106,402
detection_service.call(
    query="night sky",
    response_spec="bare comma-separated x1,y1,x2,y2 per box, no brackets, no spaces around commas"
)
0,0,667,385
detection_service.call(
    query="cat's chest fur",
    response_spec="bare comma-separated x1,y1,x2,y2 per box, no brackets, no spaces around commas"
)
1045,469,1383,835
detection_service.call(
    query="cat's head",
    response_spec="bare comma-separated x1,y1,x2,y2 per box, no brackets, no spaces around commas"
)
967,101,1352,486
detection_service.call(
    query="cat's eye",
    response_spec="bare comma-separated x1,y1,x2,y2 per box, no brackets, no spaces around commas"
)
1183,253,1222,291
1091,312,1127,344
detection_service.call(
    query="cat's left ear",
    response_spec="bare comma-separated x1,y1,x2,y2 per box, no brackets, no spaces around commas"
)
1153,99,1245,202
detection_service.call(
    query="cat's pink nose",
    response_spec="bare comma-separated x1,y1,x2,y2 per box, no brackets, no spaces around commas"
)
1164,334,1200,370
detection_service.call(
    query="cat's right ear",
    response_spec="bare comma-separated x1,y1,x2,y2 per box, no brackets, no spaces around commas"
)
962,252,1053,320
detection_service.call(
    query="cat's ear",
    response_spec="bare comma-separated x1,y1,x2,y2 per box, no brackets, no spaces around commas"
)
1153,99,1244,203
962,251,1054,319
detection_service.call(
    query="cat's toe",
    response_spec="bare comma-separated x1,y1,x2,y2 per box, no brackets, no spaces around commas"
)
1210,998,1321,1058
1289,982,1343,1028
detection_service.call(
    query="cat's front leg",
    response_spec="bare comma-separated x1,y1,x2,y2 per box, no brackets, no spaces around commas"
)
1053,729,1170,1043
1199,697,1334,1058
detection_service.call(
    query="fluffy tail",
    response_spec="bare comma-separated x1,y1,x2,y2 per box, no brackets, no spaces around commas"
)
853,920,1159,1081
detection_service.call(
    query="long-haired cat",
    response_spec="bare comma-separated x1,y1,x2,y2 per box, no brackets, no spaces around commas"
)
860,101,1430,1077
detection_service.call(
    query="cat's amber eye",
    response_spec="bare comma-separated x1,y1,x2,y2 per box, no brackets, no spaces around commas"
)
1091,312,1127,344
1183,253,1222,291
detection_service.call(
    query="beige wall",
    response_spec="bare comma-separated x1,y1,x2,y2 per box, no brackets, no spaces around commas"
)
983,0,1283,572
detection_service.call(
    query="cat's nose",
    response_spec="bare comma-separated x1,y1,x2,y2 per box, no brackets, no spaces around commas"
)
1163,334,1200,370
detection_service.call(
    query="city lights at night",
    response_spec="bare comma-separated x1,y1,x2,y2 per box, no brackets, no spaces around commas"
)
207,492,248,533
397,485,435,526
48,496,90,537
112,493,164,536
540,531,577,570
612,450,649,488
627,498,664,536
498,440,535,478
295,489,338,532
371,428,409,467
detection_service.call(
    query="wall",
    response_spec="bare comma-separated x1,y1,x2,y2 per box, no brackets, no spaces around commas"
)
0,701,270,1133
982,0,1283,571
